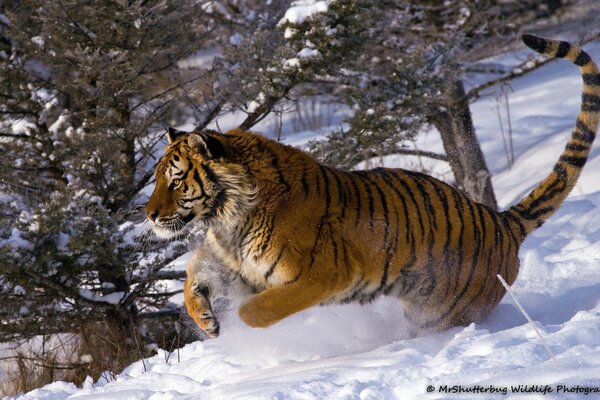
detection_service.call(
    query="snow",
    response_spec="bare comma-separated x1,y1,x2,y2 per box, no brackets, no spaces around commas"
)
283,57,300,70
13,42,600,399
279,0,331,26
78,289,126,305
0,14,10,26
177,48,220,70
297,48,321,59
31,36,45,48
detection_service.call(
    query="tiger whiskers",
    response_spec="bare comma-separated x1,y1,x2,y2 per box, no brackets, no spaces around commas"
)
133,220,155,253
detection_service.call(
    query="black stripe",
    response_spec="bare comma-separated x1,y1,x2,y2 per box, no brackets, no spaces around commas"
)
238,218,256,251
259,214,276,256
391,262,419,297
258,141,289,190
555,41,571,58
180,212,196,224
582,93,600,108
264,246,285,280
369,174,390,245
340,175,353,221
499,211,520,245
348,174,363,227
504,209,527,238
574,118,596,142
553,164,568,180
387,172,426,240
559,155,587,167
332,171,346,219
343,278,369,303
583,73,600,86
206,190,227,218
341,241,351,274
497,215,515,281
193,169,205,193
413,174,439,231
308,216,327,270
521,206,554,221
270,154,290,190
200,163,219,184
179,168,190,183
525,175,565,211
181,195,207,203
300,160,309,196
379,169,412,246
574,51,592,66
242,216,270,254
582,103,600,112
565,143,589,152
354,172,375,230
315,165,322,194
432,184,453,299
284,268,302,285
522,34,547,53
320,165,331,216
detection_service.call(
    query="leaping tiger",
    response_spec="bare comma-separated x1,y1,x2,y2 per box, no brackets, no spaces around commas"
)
145,35,600,337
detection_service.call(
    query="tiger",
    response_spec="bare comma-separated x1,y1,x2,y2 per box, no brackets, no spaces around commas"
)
145,34,600,338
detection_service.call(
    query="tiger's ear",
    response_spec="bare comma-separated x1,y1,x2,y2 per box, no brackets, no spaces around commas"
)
188,131,229,160
167,127,187,144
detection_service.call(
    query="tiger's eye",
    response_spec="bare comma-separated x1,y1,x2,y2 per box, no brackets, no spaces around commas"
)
172,178,182,189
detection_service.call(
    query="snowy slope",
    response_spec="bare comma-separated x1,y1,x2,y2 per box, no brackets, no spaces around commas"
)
16,42,600,399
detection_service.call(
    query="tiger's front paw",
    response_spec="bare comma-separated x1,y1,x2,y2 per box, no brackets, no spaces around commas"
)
185,281,221,338
199,310,220,338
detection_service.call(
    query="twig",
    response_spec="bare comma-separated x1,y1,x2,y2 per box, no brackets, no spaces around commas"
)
497,274,557,364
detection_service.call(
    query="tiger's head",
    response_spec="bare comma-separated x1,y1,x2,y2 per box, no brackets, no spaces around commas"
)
145,128,254,239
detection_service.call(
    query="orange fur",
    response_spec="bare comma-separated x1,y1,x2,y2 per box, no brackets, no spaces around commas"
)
146,36,600,336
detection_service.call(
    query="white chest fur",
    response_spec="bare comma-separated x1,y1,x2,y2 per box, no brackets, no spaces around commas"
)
206,229,280,289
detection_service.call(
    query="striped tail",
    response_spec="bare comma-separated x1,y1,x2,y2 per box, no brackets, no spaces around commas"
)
505,34,600,238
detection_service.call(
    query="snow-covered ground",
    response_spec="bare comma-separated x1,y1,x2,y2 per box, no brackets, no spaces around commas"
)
15,41,600,399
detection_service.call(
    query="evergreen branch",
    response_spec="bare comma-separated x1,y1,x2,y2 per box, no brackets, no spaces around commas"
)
392,148,447,161
239,85,295,130
467,57,553,101
132,168,157,196
193,99,224,131
468,32,600,101
0,132,32,140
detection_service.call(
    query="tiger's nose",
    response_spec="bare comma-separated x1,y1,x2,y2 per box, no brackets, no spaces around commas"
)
147,210,159,222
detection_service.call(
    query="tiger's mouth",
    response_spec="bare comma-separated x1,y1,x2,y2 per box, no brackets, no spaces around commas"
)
149,212,197,239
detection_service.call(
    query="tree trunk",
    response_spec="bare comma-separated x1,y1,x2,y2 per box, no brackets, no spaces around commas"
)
429,79,498,210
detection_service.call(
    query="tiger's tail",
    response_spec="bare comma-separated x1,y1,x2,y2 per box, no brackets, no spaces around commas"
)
505,34,600,239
